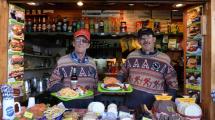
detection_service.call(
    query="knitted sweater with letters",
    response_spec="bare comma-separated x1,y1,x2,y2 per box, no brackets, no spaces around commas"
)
117,49,178,94
48,52,98,92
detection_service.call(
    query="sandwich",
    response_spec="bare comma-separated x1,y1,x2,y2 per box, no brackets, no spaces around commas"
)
10,39,24,51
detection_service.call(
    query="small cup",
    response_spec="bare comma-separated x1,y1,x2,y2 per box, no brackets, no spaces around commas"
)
27,97,35,108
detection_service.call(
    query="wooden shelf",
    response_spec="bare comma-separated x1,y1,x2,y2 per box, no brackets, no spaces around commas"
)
25,32,183,37
24,53,53,58
25,14,47,16
25,67,54,71
25,32,73,36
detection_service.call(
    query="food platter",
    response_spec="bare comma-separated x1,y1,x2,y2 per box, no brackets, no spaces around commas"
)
101,83,122,91
98,83,133,93
51,87,94,101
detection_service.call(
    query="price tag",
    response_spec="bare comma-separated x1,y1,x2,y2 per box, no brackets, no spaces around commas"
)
23,111,33,119
155,95,172,101
177,98,196,103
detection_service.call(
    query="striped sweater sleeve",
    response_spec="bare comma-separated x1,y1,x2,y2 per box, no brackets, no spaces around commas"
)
164,64,178,90
117,60,129,82
48,66,64,91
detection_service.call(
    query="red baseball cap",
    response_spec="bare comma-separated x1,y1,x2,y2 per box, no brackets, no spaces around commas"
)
74,29,91,42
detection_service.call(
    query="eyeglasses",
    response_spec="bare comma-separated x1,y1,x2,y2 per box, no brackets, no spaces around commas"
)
139,35,154,41
74,38,89,44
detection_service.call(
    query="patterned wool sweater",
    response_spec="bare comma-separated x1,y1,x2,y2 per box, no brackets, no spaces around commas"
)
117,49,178,94
48,53,98,91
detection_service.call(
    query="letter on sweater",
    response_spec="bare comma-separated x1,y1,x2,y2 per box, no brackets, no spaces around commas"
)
133,59,140,68
141,59,149,69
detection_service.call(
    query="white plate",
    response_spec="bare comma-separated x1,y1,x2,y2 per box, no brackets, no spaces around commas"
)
101,83,122,91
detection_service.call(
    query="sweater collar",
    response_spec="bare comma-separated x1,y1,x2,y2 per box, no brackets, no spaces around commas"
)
70,51,89,63
139,49,158,55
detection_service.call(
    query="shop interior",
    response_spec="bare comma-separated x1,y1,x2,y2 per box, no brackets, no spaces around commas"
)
2,0,210,119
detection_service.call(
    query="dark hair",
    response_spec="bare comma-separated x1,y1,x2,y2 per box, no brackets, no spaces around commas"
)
137,28,154,38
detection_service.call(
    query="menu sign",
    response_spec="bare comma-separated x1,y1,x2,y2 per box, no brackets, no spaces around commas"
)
185,6,203,102
7,4,25,96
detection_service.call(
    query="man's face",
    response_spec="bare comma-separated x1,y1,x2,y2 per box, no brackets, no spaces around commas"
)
72,36,90,54
138,34,156,52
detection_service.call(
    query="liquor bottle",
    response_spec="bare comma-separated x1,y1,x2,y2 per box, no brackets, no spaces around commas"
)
104,18,108,33
32,17,37,32
70,67,78,89
42,17,46,32
56,17,62,32
89,18,94,33
51,18,56,32
99,19,104,33
72,20,77,32
94,18,99,33
27,18,32,32
85,17,89,30
62,17,68,32
120,21,127,33
76,19,81,31
47,17,51,32
80,17,85,29
37,17,42,32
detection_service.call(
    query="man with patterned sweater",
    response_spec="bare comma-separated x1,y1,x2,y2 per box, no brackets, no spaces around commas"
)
117,28,178,109
48,29,98,108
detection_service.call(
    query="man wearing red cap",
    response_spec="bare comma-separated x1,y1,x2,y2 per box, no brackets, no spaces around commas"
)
48,29,98,108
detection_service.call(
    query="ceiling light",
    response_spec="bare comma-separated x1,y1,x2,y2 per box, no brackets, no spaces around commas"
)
175,3,184,8
77,1,84,6
47,3,56,6
105,2,116,5
27,2,38,6
128,3,135,6
172,9,179,12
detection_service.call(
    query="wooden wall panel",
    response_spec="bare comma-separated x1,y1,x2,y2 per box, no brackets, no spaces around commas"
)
202,0,215,119
0,0,8,84
209,0,215,119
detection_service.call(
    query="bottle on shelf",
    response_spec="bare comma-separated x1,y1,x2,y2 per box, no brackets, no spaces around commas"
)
70,67,78,90
89,18,94,33
76,19,81,31
99,18,104,33
42,17,46,32
120,21,127,33
56,16,62,32
94,18,99,33
32,17,37,32
104,18,108,33
27,18,32,32
47,17,51,32
85,17,89,30
51,18,56,32
72,20,77,32
62,17,68,32
80,17,85,29
68,23,73,32
37,17,42,32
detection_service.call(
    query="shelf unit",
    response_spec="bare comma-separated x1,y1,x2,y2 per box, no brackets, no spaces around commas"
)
24,53,54,58
25,67,54,71
25,32,183,37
